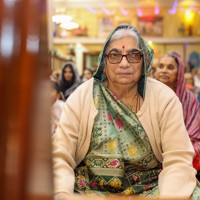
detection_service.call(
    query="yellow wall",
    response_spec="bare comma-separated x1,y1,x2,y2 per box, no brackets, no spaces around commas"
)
55,8,200,38
52,7,200,72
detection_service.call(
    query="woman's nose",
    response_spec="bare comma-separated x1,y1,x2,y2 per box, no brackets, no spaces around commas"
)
119,56,130,67
160,66,167,72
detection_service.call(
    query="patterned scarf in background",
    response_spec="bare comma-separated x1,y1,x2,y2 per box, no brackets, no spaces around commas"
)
172,52,200,171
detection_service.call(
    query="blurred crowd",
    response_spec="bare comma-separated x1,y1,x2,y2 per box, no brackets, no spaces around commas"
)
51,54,200,102
50,63,94,134
150,55,200,102
49,52,200,136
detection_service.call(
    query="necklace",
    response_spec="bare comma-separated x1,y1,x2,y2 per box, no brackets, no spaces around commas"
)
106,81,140,113
126,92,140,113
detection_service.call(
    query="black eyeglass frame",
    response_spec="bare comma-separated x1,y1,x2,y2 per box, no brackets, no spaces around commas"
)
105,50,143,64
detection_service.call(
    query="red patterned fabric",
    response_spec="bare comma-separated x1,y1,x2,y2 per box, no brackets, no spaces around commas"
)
172,52,200,171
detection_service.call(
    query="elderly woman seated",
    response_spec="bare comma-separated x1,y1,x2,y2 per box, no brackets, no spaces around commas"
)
52,25,200,200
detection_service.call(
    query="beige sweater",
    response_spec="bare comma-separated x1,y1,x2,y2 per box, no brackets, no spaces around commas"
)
52,77,197,198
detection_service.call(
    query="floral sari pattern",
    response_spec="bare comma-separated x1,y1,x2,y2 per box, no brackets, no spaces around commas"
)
74,79,162,196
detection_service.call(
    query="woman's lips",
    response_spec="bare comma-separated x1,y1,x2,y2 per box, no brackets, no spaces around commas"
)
117,72,132,76
159,75,169,80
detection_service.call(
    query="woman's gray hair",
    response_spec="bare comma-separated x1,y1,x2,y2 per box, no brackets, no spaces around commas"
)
109,26,140,48
102,26,141,66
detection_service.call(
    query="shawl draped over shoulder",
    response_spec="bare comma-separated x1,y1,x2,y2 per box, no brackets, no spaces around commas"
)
173,52,200,171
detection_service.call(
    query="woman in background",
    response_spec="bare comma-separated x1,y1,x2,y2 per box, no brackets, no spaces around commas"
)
50,80,64,134
59,62,82,100
184,71,195,92
155,52,200,177
81,68,93,82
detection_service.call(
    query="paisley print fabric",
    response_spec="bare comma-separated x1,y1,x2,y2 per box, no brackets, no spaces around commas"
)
74,79,162,196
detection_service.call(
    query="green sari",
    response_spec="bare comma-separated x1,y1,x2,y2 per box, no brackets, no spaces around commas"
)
74,79,162,196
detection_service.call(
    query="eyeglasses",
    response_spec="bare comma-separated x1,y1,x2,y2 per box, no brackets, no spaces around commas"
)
105,50,143,64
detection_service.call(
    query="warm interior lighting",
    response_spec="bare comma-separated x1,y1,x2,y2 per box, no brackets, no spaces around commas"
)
147,40,153,46
178,0,199,27
52,14,73,23
60,21,79,30
137,0,160,17
178,0,200,14
138,0,157,7
184,10,195,25
179,0,200,8
137,8,143,17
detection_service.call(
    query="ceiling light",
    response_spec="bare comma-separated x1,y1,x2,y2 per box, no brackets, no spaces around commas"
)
179,0,200,8
52,14,73,23
60,21,79,30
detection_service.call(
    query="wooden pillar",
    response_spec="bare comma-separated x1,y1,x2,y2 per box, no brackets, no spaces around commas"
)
0,0,53,200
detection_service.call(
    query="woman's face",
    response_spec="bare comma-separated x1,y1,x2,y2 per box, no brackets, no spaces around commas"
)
83,69,92,80
155,57,178,89
104,36,143,86
64,66,73,81
184,72,194,85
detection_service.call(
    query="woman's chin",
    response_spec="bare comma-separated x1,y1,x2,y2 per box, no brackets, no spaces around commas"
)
158,78,169,84
116,79,137,85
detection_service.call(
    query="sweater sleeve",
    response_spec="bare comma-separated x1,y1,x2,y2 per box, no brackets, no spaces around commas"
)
158,95,197,198
52,79,96,196
52,98,80,195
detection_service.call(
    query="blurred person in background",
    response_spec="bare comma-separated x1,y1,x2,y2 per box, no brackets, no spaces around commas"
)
193,69,200,103
184,71,195,92
148,66,156,78
154,52,200,178
185,61,194,73
198,91,200,102
59,62,82,101
194,68,200,88
51,69,61,85
81,68,94,82
50,80,64,134
52,25,199,200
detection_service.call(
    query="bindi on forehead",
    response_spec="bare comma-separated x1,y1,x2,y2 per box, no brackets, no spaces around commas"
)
122,37,125,49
